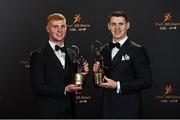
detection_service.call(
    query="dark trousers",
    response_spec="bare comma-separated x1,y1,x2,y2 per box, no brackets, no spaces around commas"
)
56,109,73,119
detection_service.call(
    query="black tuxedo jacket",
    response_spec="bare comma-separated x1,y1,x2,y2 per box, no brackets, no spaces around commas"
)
30,42,75,118
100,39,152,118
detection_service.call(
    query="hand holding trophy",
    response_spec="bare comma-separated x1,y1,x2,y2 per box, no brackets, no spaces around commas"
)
70,45,88,85
91,41,105,85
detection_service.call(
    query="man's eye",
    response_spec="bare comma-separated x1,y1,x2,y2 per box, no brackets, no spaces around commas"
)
52,26,58,28
61,25,66,28
111,23,116,26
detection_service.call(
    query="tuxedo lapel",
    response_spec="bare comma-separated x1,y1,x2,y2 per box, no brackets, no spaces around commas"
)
45,43,64,76
121,39,131,56
111,48,123,68
111,39,131,69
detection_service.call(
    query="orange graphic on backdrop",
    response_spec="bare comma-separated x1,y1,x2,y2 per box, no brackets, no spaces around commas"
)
73,14,81,24
163,12,172,22
164,85,173,95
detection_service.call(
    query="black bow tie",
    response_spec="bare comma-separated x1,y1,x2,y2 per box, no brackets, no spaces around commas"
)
109,42,121,49
55,45,66,53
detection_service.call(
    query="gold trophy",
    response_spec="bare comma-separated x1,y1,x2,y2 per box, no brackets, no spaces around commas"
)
91,41,105,85
71,45,86,85
74,56,86,85
94,56,104,84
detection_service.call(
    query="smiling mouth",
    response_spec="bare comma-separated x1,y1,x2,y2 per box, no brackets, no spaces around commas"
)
114,31,121,34
56,33,63,37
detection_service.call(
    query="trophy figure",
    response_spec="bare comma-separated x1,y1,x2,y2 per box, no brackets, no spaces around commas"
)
71,45,86,85
91,41,105,85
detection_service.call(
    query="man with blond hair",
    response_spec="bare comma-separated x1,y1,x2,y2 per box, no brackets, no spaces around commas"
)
30,13,89,118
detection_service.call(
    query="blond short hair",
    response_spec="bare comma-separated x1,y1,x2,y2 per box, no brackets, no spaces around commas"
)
47,13,66,24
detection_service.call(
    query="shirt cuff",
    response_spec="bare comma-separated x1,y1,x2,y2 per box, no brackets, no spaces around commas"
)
64,87,67,95
116,81,121,94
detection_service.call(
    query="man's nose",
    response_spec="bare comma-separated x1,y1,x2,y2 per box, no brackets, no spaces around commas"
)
115,24,120,29
57,27,63,32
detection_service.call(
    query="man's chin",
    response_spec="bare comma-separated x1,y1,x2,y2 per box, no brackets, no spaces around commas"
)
114,36,122,39
53,39,64,43
56,37,64,41
114,35,125,39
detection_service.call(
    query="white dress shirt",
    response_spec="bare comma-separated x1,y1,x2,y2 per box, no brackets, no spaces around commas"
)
49,40,66,69
111,35,128,60
111,35,128,94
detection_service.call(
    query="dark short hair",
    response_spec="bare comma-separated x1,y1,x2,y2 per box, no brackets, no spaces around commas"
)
107,11,129,23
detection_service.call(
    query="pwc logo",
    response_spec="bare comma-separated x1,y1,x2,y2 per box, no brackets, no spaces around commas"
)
155,84,180,104
20,49,33,68
68,13,91,32
155,11,180,30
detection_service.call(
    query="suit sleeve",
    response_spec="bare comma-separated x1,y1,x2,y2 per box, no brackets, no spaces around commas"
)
120,47,152,94
30,52,65,98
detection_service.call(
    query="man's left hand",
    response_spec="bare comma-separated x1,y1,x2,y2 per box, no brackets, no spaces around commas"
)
98,76,117,89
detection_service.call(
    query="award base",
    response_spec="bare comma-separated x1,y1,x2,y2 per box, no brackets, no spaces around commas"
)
75,73,83,85
94,72,104,84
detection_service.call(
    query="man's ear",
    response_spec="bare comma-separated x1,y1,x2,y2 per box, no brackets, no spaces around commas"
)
46,25,49,33
127,22,130,30
108,23,110,30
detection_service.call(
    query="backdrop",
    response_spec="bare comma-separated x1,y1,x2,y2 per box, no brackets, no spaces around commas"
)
0,0,180,118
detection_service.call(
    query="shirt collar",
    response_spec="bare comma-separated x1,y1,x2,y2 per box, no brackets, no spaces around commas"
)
48,40,64,51
113,35,128,46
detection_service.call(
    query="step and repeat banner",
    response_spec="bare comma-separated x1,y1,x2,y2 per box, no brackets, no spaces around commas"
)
0,0,180,118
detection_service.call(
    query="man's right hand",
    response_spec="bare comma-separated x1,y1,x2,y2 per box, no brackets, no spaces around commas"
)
65,84,82,93
93,61,100,73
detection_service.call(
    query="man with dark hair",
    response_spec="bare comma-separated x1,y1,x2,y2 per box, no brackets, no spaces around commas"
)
93,11,152,118
30,13,89,118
